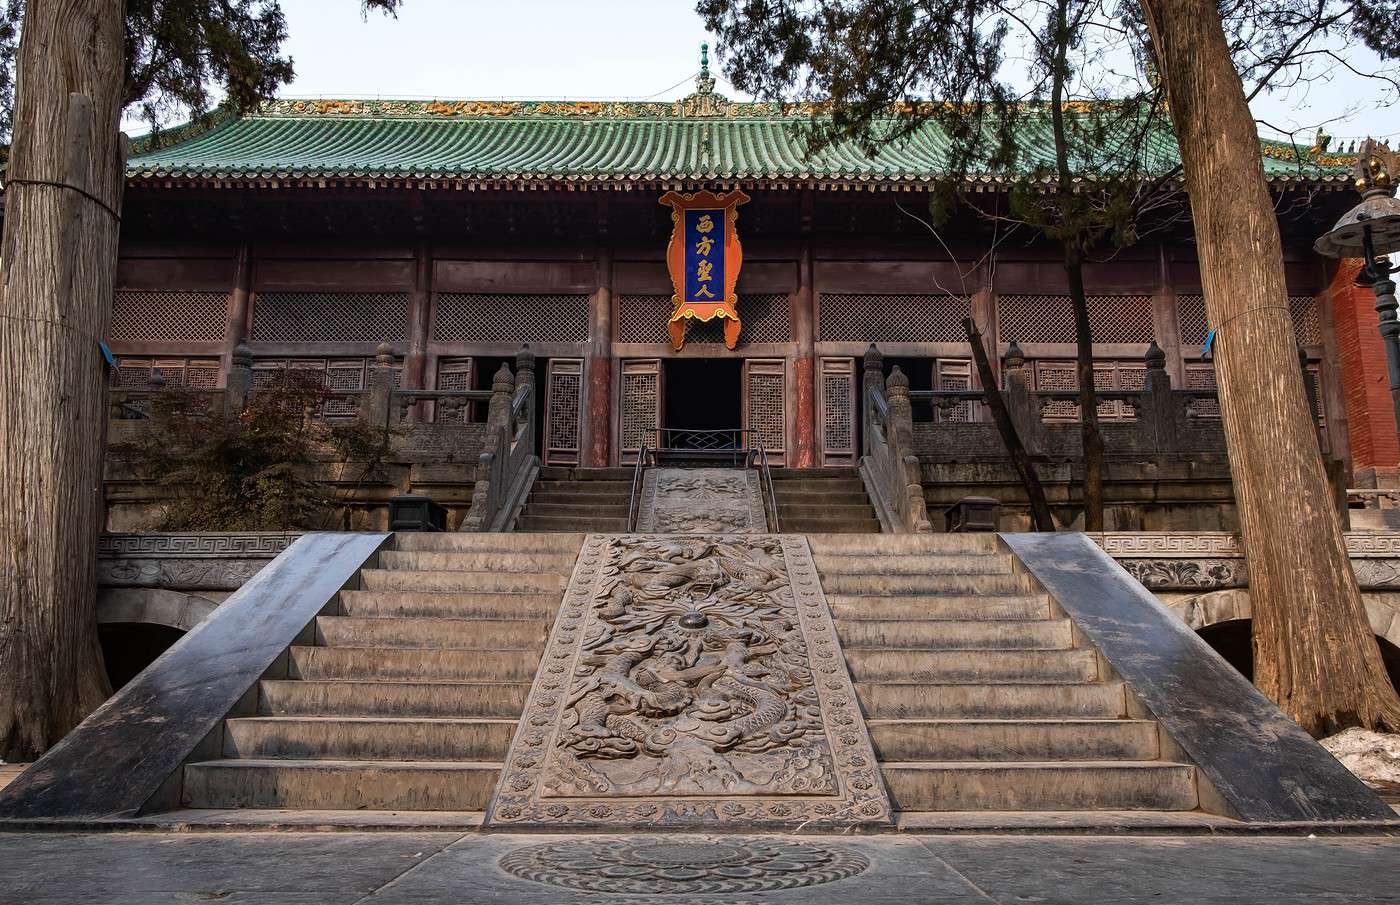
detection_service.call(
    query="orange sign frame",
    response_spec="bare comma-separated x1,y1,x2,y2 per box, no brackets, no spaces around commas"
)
659,188,750,350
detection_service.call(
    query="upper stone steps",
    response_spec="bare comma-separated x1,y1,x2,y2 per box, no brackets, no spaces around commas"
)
820,572,1036,595
828,594,1052,621
855,681,1129,720
519,502,632,520
338,590,558,619
359,568,568,594
222,716,515,761
813,552,1017,575
182,759,501,811
394,532,584,552
808,533,1004,554
845,648,1100,683
378,550,580,572
516,514,629,532
868,718,1161,762
258,679,531,718
288,645,540,682
881,761,1198,812
313,616,550,649
837,618,1073,650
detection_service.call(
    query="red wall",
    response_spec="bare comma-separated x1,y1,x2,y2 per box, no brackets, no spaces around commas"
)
1330,259,1399,483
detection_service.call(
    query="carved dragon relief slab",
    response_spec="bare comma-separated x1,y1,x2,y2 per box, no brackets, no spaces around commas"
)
635,468,769,533
485,533,893,829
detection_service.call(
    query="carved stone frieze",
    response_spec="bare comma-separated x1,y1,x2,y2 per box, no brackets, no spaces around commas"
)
497,836,870,894
98,532,300,558
1092,531,1400,558
1119,558,1245,590
636,468,769,534
486,534,892,829
97,558,269,591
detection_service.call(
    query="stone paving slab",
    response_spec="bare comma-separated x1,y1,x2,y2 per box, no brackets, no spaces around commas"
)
3,832,1400,904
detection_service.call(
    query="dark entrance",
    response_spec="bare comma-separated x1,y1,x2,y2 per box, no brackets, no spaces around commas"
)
662,358,743,454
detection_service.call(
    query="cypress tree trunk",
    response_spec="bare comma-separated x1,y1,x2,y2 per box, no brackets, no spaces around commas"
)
1065,253,1105,531
0,0,125,761
1141,0,1400,735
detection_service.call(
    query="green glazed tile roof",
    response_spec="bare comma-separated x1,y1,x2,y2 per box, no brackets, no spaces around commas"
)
125,96,1355,189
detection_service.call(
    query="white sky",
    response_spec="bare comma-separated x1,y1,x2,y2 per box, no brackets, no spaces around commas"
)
260,0,1399,146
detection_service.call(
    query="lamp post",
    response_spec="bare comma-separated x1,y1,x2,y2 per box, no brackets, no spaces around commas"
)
1316,139,1400,438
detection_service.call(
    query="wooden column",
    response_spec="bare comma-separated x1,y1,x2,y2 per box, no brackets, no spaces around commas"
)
587,226,613,468
405,241,432,390
1153,245,1186,387
792,193,817,467
221,242,252,379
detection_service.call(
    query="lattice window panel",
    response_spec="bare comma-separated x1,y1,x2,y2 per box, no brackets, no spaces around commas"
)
251,292,408,344
620,361,661,456
616,294,791,344
1033,359,1143,422
1178,294,1322,347
111,356,220,389
434,357,475,422
434,293,589,343
818,293,969,343
999,295,1155,344
544,359,584,465
1185,361,1324,425
745,361,787,458
820,358,856,465
111,290,228,343
934,359,975,423
251,357,401,419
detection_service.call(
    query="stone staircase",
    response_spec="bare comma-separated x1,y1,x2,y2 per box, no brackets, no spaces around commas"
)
516,467,632,532
771,468,881,533
810,533,1202,816
179,533,580,813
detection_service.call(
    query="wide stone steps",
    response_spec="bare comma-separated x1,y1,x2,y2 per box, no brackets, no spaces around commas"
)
289,646,540,681
258,680,531,718
820,572,1035,595
881,761,1198,811
359,568,568,594
837,618,1073,649
378,550,579,572
338,590,557,619
829,594,1051,621
845,648,1100,683
775,515,882,533
223,716,515,761
814,553,1017,575
868,719,1160,761
313,616,550,649
394,533,584,552
183,759,501,811
856,681,1129,720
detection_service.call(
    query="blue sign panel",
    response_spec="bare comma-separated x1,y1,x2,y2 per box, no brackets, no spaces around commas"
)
682,208,726,304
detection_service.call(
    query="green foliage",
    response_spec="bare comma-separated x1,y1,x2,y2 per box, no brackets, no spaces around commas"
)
112,373,396,532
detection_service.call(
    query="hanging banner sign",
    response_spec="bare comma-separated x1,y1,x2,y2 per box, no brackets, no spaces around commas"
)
659,188,750,350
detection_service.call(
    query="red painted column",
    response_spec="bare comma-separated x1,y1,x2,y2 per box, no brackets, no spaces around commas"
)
792,237,817,468
405,241,432,390
586,240,613,468
1329,258,1400,486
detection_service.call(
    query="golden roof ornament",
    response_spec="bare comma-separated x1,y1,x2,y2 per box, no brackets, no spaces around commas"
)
1355,138,1398,195
681,42,726,117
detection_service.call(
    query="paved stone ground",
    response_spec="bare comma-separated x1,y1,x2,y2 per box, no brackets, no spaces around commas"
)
2,832,1399,904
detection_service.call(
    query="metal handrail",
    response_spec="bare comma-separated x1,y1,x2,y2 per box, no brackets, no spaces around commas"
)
752,441,781,532
626,441,650,532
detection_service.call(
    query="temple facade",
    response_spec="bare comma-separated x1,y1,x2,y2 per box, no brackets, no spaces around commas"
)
107,74,1387,529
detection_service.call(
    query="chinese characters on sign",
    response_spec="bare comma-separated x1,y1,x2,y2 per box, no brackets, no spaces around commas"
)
659,189,750,350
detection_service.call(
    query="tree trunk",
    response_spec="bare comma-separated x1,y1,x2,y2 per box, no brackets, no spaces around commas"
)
964,317,1056,531
1065,253,1105,531
0,1,126,761
1141,0,1400,735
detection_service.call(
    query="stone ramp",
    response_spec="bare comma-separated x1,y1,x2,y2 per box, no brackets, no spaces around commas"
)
811,534,1201,816
180,532,583,812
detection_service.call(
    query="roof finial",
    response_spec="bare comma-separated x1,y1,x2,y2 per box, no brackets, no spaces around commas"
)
696,42,715,96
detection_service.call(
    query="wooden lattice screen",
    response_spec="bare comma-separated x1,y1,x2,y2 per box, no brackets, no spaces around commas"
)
619,359,661,463
744,358,787,465
544,358,584,466
819,357,857,466
817,293,969,343
433,293,589,344
251,292,409,344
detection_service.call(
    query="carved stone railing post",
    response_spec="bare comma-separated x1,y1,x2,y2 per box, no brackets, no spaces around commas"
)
1002,341,1045,456
515,344,537,458
886,366,933,533
461,363,515,531
225,342,252,415
360,343,395,427
1141,341,1176,453
862,344,885,457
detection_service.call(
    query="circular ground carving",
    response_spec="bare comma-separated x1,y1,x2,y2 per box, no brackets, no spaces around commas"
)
497,836,870,894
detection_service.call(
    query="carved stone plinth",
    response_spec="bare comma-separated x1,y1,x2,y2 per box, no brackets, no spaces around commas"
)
635,468,769,533
485,534,892,829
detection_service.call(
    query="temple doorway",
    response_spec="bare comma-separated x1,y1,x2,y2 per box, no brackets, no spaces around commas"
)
663,358,743,439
